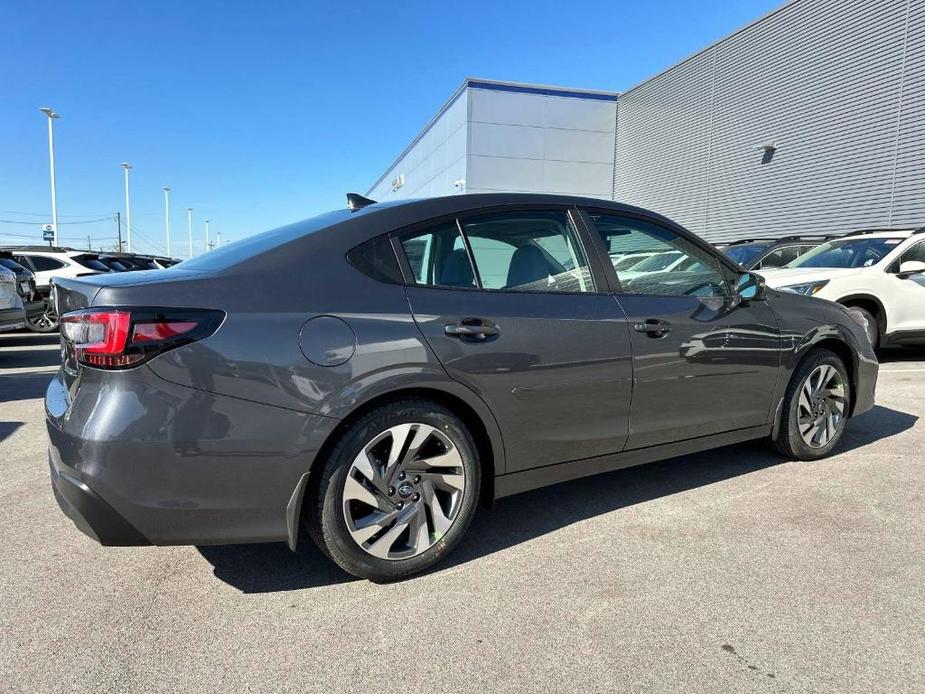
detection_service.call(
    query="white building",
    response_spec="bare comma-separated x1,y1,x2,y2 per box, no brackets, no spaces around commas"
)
367,78,618,202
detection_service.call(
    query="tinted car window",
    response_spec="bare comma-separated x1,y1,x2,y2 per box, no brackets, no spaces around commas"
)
460,210,593,293
28,256,66,271
71,254,111,272
400,222,474,289
590,214,729,297
347,235,403,284
888,240,925,272
0,258,29,273
758,246,802,269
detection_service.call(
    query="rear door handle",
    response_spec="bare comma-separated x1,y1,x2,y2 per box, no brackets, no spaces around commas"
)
633,319,672,337
445,319,500,340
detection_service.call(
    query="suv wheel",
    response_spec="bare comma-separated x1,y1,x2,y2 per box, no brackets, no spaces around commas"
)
846,306,878,348
308,399,480,581
773,349,851,461
26,303,59,333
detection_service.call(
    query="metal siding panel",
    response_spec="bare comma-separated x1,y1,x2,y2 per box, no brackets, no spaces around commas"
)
614,0,924,243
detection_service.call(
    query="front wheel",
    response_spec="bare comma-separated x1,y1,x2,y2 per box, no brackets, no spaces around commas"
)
307,399,480,581
772,349,851,461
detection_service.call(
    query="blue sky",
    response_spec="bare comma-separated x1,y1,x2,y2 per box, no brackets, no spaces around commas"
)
1,0,780,256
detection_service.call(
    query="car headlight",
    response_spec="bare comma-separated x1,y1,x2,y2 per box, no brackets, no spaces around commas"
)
779,280,829,296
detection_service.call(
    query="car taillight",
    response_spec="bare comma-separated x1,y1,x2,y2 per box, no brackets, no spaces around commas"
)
60,308,224,369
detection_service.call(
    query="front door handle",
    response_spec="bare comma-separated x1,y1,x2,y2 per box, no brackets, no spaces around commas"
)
445,319,500,341
633,319,672,337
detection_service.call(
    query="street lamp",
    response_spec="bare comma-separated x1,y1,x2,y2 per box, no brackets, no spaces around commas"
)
205,219,210,251
162,187,171,257
39,107,60,245
186,207,193,258
121,163,132,252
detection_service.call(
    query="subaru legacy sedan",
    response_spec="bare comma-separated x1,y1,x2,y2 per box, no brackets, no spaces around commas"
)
47,194,877,581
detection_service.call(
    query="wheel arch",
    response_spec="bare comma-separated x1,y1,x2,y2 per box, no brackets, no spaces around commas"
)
838,293,887,336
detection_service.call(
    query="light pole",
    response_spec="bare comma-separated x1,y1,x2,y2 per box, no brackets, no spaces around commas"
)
216,230,222,248
162,187,171,257
205,219,210,251
39,108,60,245
186,207,193,258
121,163,132,252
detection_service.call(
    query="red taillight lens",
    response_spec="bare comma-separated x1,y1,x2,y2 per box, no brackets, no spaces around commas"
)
60,308,223,370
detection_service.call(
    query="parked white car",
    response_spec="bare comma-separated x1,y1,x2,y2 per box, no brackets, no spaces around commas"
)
759,228,925,348
0,265,26,333
1,247,108,332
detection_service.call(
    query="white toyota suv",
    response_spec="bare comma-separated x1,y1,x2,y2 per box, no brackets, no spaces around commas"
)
758,228,925,348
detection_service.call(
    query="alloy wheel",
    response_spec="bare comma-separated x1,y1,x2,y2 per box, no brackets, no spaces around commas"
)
342,423,466,560
797,364,847,448
27,305,59,332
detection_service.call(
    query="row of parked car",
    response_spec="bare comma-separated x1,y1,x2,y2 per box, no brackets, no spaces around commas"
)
0,246,179,334
606,226,925,349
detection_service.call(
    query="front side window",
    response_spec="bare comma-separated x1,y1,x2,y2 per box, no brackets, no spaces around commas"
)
889,240,925,272
588,213,729,298
789,237,904,269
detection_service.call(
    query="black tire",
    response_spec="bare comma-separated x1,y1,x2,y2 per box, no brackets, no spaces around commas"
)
846,306,878,349
772,349,852,461
26,303,59,333
306,398,481,582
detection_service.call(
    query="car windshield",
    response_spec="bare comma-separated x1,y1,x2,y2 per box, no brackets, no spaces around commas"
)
631,251,682,272
723,243,771,266
788,237,904,269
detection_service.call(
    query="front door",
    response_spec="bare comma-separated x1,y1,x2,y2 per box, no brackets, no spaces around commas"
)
582,211,783,450
885,239,925,339
396,208,633,473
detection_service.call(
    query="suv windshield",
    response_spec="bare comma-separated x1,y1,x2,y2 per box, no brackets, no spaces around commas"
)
788,237,903,269
723,243,771,266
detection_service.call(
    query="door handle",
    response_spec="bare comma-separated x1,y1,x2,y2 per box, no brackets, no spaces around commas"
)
445,320,500,340
633,319,672,337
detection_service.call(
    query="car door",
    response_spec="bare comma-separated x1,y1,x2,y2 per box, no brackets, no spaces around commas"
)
884,238,925,336
580,210,783,450
396,206,633,473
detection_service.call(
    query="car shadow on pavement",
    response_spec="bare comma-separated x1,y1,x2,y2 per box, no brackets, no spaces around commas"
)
198,404,916,593
0,421,23,443
0,373,55,403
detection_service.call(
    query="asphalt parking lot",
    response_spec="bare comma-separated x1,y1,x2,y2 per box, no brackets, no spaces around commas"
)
1,332,922,693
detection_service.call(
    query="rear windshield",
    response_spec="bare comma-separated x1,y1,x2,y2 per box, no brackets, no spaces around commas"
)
72,254,112,272
176,209,354,272
0,257,29,273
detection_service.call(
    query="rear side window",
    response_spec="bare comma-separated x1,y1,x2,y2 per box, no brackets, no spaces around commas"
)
758,246,802,269
399,222,474,288
71,254,111,272
28,256,66,272
347,236,403,284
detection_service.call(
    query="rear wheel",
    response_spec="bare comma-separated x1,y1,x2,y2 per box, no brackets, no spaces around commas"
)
26,302,58,333
307,399,480,581
773,349,851,460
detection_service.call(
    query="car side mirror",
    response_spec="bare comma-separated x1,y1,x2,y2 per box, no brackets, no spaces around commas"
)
898,260,925,277
735,272,767,302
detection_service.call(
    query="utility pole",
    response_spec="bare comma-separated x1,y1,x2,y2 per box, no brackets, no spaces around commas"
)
87,234,92,250
186,207,193,258
204,219,210,250
121,163,132,252
207,240,214,252
39,108,60,245
115,211,123,252
162,187,171,257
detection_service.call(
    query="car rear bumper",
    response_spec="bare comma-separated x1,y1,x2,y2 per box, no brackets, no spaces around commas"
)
0,306,25,331
46,366,339,547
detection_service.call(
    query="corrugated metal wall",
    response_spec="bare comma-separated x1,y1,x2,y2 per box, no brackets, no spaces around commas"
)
613,0,925,243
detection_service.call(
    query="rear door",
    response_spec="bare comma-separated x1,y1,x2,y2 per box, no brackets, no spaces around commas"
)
581,210,783,450
396,206,633,473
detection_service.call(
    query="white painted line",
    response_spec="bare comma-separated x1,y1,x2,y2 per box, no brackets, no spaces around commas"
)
879,368,925,373
0,367,59,376
0,343,60,352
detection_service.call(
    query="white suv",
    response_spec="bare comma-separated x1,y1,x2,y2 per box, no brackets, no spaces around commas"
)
759,228,925,348
2,247,109,332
